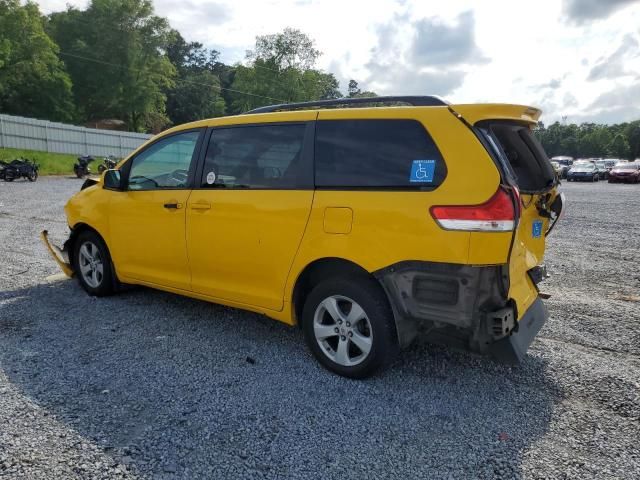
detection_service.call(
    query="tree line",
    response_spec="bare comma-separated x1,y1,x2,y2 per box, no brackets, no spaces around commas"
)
1,0,639,146
0,0,374,132
535,121,640,161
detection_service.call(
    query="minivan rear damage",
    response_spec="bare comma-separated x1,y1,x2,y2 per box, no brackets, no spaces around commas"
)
375,260,547,363
370,106,563,364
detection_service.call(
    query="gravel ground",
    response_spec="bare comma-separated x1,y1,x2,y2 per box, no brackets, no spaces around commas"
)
0,176,639,479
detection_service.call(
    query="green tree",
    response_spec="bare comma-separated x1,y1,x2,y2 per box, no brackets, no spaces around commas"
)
0,0,74,121
229,29,345,113
607,133,630,159
249,28,320,70
164,30,226,124
48,0,175,132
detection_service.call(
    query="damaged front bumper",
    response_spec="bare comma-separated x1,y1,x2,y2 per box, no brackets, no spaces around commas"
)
40,230,74,277
375,261,548,364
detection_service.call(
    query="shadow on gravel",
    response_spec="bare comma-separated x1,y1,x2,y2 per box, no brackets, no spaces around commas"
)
0,280,559,479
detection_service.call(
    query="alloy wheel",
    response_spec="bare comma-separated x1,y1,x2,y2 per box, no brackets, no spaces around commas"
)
78,241,104,288
313,295,373,366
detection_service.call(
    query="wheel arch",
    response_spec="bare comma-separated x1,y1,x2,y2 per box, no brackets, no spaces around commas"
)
291,257,381,327
65,222,106,257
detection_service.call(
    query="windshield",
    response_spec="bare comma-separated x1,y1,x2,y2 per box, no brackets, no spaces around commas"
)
595,162,606,168
614,164,639,171
572,165,595,171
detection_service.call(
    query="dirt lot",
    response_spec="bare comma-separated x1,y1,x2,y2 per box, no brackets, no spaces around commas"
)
1,177,639,479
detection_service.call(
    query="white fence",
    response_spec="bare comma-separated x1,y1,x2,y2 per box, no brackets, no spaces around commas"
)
0,113,152,158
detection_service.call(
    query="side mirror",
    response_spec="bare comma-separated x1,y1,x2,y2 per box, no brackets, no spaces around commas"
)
103,169,124,191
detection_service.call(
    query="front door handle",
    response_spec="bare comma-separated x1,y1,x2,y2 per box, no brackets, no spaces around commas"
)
190,202,211,210
163,202,183,210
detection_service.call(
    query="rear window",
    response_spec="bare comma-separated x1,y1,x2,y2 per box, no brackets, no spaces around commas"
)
482,122,556,192
315,119,446,189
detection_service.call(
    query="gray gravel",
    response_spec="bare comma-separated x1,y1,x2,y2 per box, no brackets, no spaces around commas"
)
1,176,639,479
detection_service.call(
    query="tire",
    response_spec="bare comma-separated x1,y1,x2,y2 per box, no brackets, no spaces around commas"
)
98,164,106,173
73,231,115,297
28,170,37,182
302,275,398,379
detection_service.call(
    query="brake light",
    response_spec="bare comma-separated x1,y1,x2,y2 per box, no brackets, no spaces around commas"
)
430,188,516,232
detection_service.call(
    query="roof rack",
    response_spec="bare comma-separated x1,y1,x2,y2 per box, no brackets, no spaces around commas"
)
244,96,449,114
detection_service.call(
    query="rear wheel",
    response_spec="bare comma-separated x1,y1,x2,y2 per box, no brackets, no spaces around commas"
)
73,231,115,296
302,276,397,378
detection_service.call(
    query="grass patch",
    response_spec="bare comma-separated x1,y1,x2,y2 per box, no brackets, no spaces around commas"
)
0,147,77,175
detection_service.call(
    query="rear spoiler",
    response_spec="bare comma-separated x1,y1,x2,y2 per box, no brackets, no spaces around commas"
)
448,104,542,125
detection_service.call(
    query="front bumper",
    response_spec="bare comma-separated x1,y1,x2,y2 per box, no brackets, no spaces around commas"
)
40,230,74,277
568,174,594,181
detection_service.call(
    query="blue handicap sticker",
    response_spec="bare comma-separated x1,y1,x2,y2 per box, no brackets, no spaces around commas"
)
409,160,436,183
532,220,543,238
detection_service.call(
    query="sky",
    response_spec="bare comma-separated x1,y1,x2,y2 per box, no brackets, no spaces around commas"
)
35,0,640,124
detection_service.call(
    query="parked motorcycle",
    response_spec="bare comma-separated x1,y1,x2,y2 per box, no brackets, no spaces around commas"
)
97,155,118,173
74,155,95,178
0,158,39,182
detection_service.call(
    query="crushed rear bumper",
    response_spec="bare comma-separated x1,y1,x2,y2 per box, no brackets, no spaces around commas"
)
488,297,547,363
374,261,547,363
40,230,74,277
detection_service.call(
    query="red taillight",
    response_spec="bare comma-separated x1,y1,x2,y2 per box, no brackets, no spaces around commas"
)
430,188,516,232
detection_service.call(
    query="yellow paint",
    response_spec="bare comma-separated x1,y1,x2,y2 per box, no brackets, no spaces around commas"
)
59,102,555,327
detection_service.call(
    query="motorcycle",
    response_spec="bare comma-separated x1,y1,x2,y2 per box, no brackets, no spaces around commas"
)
1,158,39,182
74,155,95,178
97,155,118,173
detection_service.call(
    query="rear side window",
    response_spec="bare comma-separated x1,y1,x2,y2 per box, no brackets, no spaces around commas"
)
315,119,446,188
485,123,555,192
201,123,308,189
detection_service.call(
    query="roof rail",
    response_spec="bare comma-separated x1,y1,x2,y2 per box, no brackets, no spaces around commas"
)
244,96,449,114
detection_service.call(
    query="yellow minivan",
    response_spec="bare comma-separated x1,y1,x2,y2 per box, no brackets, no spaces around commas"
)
43,96,564,378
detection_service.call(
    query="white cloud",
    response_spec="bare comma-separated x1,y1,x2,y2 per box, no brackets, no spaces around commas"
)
33,0,640,123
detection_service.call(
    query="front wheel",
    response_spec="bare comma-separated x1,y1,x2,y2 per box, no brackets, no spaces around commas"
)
73,231,115,296
302,276,398,378
28,170,38,182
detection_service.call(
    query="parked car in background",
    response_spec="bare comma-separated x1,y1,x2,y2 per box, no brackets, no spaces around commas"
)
608,162,640,183
595,160,609,180
41,97,563,378
603,159,620,170
550,156,573,178
567,162,599,182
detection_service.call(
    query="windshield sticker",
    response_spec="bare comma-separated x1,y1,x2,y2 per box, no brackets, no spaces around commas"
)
409,160,435,183
532,220,543,238
206,171,216,185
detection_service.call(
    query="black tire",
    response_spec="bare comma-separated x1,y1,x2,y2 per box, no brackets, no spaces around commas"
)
302,275,398,379
28,170,38,182
73,231,116,297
